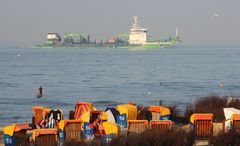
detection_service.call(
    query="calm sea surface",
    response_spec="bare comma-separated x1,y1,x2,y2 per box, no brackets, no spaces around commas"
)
0,45,240,126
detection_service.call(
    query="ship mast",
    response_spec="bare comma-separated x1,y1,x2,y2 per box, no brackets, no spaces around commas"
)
175,27,181,42
176,28,179,38
132,16,138,29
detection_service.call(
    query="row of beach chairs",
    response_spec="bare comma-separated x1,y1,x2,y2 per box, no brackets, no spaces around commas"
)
3,120,172,146
5,114,240,146
127,120,172,135
4,102,240,146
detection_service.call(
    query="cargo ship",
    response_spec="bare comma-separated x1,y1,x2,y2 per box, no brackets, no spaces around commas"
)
34,16,181,49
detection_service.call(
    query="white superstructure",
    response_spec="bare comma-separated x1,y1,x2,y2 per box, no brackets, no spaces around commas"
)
47,33,60,40
129,16,147,45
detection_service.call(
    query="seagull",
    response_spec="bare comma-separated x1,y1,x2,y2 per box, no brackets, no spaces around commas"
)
219,82,224,88
213,13,220,19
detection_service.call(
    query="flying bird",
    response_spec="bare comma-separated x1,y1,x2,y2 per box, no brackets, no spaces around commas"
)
213,12,220,19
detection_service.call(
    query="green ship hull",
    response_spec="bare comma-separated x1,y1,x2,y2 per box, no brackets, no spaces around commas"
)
33,41,178,49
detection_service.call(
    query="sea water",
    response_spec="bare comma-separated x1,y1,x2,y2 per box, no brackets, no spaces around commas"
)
0,45,240,126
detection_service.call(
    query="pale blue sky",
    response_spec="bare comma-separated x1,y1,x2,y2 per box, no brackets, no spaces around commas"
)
0,0,240,46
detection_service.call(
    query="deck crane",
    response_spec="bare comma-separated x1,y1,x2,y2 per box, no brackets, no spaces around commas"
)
63,33,90,44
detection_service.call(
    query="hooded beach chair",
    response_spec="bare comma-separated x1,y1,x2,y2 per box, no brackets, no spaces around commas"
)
32,129,58,146
190,113,213,138
4,123,30,146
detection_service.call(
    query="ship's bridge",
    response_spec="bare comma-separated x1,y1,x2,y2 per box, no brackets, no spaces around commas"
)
131,28,147,33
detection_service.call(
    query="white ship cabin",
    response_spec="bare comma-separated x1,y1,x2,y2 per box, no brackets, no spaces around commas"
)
129,16,147,45
46,33,62,44
47,33,60,40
